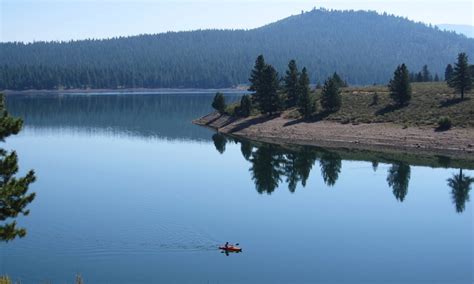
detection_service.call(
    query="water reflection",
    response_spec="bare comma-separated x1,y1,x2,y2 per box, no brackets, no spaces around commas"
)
249,144,285,194
5,93,242,141
319,152,342,187
212,133,227,154
387,162,411,202
212,134,474,213
447,169,473,213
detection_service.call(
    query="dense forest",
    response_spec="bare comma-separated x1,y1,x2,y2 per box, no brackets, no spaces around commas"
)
1,8,473,90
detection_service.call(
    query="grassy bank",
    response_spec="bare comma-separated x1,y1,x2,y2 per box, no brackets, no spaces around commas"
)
226,82,473,128
291,82,474,127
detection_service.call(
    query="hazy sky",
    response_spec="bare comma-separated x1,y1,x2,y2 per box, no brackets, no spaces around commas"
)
1,0,473,42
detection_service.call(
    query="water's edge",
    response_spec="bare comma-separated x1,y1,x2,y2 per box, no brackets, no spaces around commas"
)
193,112,474,167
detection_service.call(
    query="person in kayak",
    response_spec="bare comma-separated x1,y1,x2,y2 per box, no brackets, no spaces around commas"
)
224,242,229,249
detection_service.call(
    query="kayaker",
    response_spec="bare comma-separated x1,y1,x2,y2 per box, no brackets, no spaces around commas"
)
225,242,229,248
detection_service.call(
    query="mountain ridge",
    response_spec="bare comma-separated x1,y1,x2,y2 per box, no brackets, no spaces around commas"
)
1,9,473,90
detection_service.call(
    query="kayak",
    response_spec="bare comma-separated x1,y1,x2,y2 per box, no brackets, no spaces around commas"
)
219,246,242,252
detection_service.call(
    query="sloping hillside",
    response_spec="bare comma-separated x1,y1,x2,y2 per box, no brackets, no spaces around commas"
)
1,9,473,90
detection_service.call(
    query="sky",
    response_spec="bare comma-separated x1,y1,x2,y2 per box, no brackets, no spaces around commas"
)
1,0,473,42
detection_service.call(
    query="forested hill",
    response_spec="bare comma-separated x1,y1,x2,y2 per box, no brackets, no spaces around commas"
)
1,9,473,90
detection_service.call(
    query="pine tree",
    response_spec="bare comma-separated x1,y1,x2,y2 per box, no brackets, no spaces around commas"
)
211,92,226,114
248,55,266,105
257,65,281,115
297,68,315,119
239,95,252,117
445,64,454,81
332,72,347,87
448,53,472,100
320,77,342,112
389,64,412,106
422,65,431,82
284,60,300,108
0,94,36,242
434,74,440,82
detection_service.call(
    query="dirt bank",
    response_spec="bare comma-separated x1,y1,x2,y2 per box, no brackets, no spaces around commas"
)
193,112,474,160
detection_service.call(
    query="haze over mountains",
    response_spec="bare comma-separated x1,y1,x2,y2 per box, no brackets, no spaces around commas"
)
437,24,474,38
1,8,473,90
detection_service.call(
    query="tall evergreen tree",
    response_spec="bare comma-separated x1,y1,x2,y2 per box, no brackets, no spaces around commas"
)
0,94,36,241
422,65,432,82
256,65,281,115
248,55,266,105
284,60,300,108
320,77,342,112
389,64,412,106
416,72,423,82
448,52,472,100
445,64,454,81
297,67,315,119
434,73,440,82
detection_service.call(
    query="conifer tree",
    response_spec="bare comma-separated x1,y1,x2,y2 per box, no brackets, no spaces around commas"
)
248,55,266,105
257,65,281,115
448,53,472,100
239,95,252,117
422,65,431,82
0,94,36,242
434,74,440,82
284,60,300,108
332,72,347,87
297,68,315,119
320,77,342,112
211,92,226,113
389,64,412,106
445,64,454,81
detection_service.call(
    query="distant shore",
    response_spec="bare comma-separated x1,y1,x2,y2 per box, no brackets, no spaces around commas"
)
193,112,474,160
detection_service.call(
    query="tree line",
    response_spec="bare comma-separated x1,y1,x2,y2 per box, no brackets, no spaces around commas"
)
213,55,344,119
213,52,472,121
1,9,473,90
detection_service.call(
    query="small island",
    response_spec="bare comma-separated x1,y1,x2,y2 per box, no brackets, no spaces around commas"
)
194,54,474,160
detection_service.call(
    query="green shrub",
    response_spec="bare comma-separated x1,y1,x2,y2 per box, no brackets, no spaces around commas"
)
239,95,252,117
212,92,226,113
437,116,452,130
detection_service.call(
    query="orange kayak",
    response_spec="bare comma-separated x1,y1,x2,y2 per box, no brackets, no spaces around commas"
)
219,246,242,252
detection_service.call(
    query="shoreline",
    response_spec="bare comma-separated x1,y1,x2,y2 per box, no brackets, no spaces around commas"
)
193,112,474,161
1,87,248,95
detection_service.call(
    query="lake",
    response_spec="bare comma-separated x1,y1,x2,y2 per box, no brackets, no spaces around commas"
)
1,92,473,284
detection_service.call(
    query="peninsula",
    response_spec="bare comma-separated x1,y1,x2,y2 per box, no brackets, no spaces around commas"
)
194,54,474,160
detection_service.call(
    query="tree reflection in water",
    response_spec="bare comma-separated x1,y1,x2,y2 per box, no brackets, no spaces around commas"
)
386,162,411,202
447,169,473,213
209,132,473,213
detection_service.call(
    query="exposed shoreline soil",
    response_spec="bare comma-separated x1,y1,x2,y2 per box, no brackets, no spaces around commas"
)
193,112,474,161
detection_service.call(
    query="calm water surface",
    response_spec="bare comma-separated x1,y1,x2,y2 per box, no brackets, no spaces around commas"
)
0,93,473,283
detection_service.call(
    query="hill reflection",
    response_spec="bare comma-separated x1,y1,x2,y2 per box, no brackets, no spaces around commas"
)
5,93,242,141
